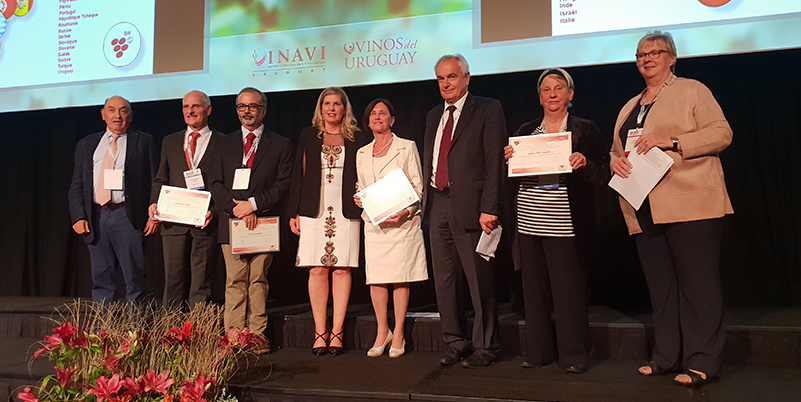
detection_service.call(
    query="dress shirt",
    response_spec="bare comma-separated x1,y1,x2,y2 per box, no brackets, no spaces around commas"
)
93,129,127,204
184,125,212,169
240,125,264,211
430,92,468,188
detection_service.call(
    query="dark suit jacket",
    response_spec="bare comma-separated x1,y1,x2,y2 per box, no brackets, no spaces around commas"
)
508,115,610,269
421,94,506,231
286,126,370,220
207,129,293,244
150,128,222,236
68,128,159,244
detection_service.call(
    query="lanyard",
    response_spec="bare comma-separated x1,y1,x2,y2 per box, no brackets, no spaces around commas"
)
636,83,666,128
185,135,202,170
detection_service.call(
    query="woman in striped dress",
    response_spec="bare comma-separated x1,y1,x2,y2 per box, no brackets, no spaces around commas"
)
505,68,609,373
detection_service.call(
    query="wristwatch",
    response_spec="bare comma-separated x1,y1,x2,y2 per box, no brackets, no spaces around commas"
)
670,137,679,152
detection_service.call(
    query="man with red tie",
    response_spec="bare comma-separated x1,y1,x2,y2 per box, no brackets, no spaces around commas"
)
208,87,293,353
421,54,506,368
149,90,220,306
68,96,159,303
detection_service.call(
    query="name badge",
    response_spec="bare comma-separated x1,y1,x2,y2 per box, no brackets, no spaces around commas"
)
183,169,205,190
232,168,251,190
104,169,124,190
625,128,642,156
537,174,559,189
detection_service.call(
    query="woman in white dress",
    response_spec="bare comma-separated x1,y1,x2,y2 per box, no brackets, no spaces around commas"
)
353,99,428,358
288,87,369,355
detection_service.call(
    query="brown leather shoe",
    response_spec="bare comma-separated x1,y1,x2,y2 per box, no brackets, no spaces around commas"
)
252,337,272,354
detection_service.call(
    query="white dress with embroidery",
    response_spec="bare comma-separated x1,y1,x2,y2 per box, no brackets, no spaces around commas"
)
296,145,360,268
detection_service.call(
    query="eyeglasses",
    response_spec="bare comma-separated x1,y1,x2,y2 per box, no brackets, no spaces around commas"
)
236,103,264,112
636,50,668,61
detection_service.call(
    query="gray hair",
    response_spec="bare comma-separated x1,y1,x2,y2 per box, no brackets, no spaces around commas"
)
537,68,575,97
637,30,677,73
434,53,470,75
185,90,211,107
236,87,267,108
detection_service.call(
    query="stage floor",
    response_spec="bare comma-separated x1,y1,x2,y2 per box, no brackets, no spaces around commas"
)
3,339,800,402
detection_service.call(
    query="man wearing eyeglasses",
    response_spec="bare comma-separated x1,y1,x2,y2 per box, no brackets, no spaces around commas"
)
208,87,293,353
149,90,221,307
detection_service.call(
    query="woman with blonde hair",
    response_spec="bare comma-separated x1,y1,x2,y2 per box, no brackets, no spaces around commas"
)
288,87,370,355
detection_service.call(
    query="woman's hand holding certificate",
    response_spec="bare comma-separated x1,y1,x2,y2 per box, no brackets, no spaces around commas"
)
508,132,573,177
356,168,419,226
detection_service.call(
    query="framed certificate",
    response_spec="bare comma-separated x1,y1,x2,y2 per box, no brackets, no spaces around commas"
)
155,185,212,226
508,132,573,177
356,168,420,226
230,216,280,254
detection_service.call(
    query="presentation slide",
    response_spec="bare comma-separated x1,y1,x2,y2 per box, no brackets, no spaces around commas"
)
1,0,800,113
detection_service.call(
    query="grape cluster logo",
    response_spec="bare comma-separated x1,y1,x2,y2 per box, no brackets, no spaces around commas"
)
103,21,141,68
0,0,33,54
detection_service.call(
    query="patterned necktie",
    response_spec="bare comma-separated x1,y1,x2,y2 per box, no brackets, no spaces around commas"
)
96,133,120,205
245,132,256,168
185,131,200,169
435,105,457,191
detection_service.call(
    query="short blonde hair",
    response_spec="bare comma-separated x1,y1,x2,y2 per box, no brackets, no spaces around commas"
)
637,31,677,73
312,87,359,142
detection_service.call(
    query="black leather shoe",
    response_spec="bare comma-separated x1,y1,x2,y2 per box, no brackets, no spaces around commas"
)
565,364,587,374
439,349,463,365
461,352,495,368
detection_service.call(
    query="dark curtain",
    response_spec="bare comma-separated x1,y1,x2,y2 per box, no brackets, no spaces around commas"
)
1,47,799,308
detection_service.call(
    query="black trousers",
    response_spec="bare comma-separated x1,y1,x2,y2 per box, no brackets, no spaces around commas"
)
429,190,499,356
162,231,217,305
518,233,589,367
635,200,725,377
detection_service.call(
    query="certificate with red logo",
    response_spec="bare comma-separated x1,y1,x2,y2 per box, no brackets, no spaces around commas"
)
230,217,280,254
508,132,573,177
155,185,211,226
356,168,419,226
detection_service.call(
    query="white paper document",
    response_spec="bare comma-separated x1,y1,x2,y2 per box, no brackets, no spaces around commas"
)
475,225,503,261
508,132,573,177
608,148,674,210
230,216,280,254
357,168,420,226
155,186,212,226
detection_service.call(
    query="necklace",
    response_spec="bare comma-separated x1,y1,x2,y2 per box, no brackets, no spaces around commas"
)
372,138,392,156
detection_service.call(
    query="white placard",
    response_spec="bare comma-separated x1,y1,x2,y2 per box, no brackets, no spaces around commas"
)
154,185,211,226
508,132,573,177
230,216,280,254
356,168,420,226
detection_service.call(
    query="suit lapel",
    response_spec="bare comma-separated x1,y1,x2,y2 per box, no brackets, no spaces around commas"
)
449,95,474,148
377,136,403,175
197,130,219,170
125,129,138,169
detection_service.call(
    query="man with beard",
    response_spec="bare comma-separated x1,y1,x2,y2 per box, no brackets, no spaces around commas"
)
208,87,293,353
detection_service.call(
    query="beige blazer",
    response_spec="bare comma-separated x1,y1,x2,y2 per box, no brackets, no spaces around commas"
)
356,134,424,220
611,75,734,234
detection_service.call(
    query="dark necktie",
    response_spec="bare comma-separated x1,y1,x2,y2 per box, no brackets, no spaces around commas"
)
245,132,256,168
435,105,457,191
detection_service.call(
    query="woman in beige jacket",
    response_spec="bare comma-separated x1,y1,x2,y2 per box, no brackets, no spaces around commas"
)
354,98,428,358
610,31,733,386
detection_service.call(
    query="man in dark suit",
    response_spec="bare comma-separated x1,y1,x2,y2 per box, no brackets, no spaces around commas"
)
149,90,220,306
208,87,293,353
422,54,506,368
68,96,159,302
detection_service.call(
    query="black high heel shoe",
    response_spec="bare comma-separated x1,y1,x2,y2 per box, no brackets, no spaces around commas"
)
329,331,344,355
311,331,330,356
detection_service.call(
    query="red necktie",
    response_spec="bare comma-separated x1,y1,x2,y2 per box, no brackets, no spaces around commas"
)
185,131,200,169
435,105,457,191
245,132,256,168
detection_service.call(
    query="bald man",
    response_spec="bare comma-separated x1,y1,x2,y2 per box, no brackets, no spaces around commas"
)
68,96,159,302
149,90,222,306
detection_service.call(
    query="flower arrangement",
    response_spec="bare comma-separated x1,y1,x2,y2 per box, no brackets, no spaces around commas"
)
18,301,261,402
